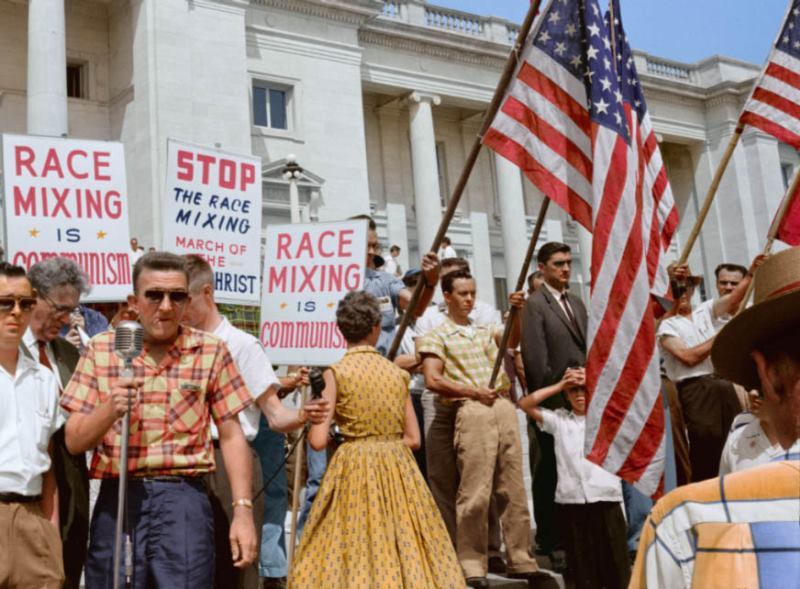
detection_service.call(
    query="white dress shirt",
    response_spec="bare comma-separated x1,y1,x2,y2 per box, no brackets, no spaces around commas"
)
719,412,800,476
656,306,716,383
543,281,576,321
0,352,62,496
540,408,623,504
211,316,281,442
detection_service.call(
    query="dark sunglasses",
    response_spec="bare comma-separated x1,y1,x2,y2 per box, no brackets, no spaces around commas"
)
143,289,189,305
0,296,38,313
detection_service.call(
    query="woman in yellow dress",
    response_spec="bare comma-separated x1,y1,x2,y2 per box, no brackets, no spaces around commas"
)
289,291,465,589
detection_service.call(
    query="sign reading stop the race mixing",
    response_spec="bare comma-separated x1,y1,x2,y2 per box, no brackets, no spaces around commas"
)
1,134,132,301
162,139,262,305
260,220,367,366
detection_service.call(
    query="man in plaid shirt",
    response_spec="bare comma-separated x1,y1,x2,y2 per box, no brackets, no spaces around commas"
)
61,252,257,588
420,268,541,588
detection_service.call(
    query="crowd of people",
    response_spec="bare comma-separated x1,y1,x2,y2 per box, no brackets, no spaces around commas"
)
0,216,798,589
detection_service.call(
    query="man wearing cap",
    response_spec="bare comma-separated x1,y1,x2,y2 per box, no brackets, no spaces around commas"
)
630,247,800,589
656,256,764,482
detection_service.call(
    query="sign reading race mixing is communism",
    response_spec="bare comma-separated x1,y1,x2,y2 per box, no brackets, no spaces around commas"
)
260,220,367,366
162,139,262,305
1,134,132,301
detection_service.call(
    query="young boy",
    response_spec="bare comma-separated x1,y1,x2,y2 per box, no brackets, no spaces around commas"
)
519,367,630,589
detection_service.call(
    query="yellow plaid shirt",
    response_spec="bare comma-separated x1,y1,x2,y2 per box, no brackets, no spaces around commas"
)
419,316,510,402
61,326,252,478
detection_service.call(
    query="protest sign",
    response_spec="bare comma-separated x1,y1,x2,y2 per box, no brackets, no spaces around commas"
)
162,139,262,304
260,220,367,366
1,134,132,301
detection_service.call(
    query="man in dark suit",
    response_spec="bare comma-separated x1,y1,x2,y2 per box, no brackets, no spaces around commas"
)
23,258,90,589
520,242,588,565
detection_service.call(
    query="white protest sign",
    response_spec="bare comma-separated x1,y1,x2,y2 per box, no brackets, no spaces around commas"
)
260,220,367,366
162,139,262,304
1,134,132,301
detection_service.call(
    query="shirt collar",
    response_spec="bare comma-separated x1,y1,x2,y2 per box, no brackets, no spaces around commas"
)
544,281,566,300
345,345,378,356
0,348,42,380
22,327,38,350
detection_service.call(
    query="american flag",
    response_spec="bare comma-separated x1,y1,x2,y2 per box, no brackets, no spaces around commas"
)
483,0,677,495
740,0,800,149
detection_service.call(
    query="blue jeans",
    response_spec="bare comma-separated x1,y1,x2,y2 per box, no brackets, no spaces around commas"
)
251,415,288,579
85,478,214,589
296,442,327,539
621,481,653,553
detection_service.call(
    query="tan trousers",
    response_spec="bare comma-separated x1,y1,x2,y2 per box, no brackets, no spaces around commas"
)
454,398,538,578
0,501,64,589
422,391,503,558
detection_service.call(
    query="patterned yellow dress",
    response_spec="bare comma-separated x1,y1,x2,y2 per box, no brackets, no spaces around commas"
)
289,346,465,589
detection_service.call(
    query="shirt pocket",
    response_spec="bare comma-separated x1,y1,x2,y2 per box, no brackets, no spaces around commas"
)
169,381,206,434
34,407,55,452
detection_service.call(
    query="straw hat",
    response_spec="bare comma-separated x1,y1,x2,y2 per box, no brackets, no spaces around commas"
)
711,247,800,390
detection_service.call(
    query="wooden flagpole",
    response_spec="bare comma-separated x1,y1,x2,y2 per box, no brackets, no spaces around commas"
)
737,164,800,311
387,0,544,360
488,197,550,389
677,124,745,265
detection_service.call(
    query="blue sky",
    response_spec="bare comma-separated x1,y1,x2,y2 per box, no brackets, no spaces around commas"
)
432,0,788,65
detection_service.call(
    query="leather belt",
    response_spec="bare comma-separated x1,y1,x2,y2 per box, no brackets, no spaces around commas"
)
0,492,42,504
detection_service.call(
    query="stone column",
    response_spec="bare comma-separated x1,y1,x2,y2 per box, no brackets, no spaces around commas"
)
407,91,443,254
386,203,410,272
469,211,497,308
27,0,68,136
494,153,529,292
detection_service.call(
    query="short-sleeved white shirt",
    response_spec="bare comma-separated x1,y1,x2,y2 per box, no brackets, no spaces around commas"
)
415,300,501,338
657,306,716,383
0,353,63,496
212,317,280,441
539,408,622,504
719,412,800,476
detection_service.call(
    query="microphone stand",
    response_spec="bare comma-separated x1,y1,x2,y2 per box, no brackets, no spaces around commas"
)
113,361,134,589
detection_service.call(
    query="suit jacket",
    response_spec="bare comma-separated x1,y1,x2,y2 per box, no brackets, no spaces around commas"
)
520,287,588,409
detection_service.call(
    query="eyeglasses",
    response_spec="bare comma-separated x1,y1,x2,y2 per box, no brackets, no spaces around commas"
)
0,296,38,314
143,289,190,305
42,294,79,317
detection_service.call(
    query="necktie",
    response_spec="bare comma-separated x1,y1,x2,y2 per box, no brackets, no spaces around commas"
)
561,293,581,335
37,340,62,393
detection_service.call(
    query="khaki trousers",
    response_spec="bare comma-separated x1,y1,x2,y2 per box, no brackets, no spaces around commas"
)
454,398,538,578
0,502,64,589
423,391,503,559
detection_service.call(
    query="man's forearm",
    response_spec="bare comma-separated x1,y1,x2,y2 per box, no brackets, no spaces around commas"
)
65,404,117,454
257,394,304,433
425,373,472,399
219,420,254,503
717,273,753,316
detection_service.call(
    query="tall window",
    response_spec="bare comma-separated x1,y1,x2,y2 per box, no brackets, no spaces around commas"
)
253,82,289,130
66,63,85,99
781,162,795,188
435,141,449,206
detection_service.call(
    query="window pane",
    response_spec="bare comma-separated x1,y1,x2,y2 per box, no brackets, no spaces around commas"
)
67,65,83,99
253,86,268,127
269,89,287,130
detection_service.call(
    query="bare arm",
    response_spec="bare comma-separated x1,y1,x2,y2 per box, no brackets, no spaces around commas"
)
518,381,565,424
422,355,496,405
398,251,440,318
402,395,421,450
65,376,142,454
218,417,257,568
394,352,422,373
714,255,768,318
497,291,526,350
41,439,59,528
308,369,337,452
660,335,714,367
256,385,330,433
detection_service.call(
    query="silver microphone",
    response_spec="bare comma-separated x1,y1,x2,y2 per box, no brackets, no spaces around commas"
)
114,320,143,378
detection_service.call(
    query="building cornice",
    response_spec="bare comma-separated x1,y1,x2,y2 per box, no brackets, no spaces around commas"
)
246,24,364,66
362,62,495,105
359,24,508,69
249,0,382,26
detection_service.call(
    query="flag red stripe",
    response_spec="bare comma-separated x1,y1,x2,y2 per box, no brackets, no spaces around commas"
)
661,207,679,248
616,383,664,483
516,62,592,132
777,186,800,246
740,111,800,149
501,96,593,181
765,61,800,92
483,127,593,229
750,87,800,121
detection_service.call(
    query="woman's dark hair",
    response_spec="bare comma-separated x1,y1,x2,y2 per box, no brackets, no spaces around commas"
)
336,291,381,343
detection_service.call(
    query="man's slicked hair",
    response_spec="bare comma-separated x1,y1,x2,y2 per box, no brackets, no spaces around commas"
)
714,263,748,279
0,262,28,281
132,252,188,293
537,242,571,265
441,268,473,294
350,214,377,232
441,257,470,273
184,254,214,292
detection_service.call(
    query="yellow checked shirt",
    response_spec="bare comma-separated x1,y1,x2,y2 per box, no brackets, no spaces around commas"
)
418,316,510,402
61,326,252,478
